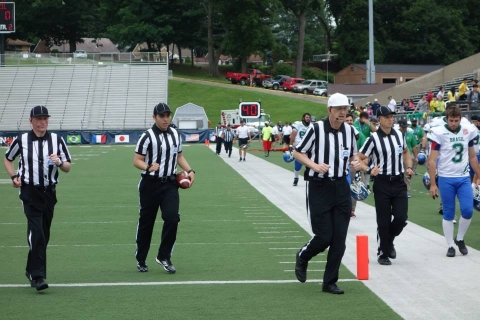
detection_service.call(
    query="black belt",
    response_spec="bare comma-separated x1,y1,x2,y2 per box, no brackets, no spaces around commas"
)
311,176,345,182
142,175,174,182
376,174,404,181
32,185,56,192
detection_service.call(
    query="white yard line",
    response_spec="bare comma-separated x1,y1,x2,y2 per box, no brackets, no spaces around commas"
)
216,145,480,320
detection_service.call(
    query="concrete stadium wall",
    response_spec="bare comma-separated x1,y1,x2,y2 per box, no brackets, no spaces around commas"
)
355,52,480,106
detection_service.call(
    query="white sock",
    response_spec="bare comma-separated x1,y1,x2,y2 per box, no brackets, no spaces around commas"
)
442,219,454,248
456,217,472,241
294,170,300,179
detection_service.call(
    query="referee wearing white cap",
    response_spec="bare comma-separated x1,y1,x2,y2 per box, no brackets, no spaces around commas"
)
133,103,195,274
4,105,72,291
293,93,364,294
358,106,414,266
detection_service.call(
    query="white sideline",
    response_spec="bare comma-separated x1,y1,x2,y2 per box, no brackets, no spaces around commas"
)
216,145,480,320
0,279,358,288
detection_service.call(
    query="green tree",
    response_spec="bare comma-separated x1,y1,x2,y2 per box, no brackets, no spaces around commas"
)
280,0,323,77
14,0,99,52
217,0,276,72
103,0,172,51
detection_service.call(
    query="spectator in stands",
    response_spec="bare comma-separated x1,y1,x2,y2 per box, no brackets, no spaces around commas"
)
447,87,457,102
430,96,445,113
371,99,381,116
467,84,479,101
426,91,434,104
405,99,415,111
458,78,468,100
414,95,429,114
387,96,397,112
437,86,445,100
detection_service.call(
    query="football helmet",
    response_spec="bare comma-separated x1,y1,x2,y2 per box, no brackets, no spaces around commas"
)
423,123,431,133
283,152,294,163
473,184,480,212
422,172,431,190
350,173,370,201
423,172,438,190
417,152,427,165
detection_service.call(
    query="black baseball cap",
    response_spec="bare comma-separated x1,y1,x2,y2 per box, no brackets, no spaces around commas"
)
30,105,50,118
397,119,408,127
154,102,171,115
376,106,396,117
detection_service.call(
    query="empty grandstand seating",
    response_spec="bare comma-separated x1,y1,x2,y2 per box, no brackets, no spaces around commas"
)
0,63,168,131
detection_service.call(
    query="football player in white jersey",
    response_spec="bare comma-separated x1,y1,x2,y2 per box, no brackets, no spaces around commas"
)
289,113,311,186
428,106,480,257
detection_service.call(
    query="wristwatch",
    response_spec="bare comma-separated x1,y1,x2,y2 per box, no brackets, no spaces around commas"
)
56,159,64,167
187,169,196,174
10,175,17,181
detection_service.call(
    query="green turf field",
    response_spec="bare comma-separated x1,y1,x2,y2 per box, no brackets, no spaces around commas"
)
0,145,400,319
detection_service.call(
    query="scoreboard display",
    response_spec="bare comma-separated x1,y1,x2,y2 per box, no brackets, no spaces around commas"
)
239,102,261,119
0,2,15,33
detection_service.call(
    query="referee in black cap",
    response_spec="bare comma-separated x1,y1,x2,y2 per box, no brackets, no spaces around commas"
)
4,105,72,291
293,93,364,294
358,106,413,266
133,102,196,274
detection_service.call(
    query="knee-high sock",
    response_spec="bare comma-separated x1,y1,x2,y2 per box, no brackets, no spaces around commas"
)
457,217,472,241
442,219,454,248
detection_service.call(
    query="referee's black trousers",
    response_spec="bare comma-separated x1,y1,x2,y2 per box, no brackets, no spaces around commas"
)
20,185,57,280
372,176,408,257
224,140,233,156
136,178,180,262
216,137,224,154
299,178,351,285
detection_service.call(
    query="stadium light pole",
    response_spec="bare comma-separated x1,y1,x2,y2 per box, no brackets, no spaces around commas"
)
367,0,375,83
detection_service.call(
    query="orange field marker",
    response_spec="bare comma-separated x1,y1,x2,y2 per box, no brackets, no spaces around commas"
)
356,234,369,280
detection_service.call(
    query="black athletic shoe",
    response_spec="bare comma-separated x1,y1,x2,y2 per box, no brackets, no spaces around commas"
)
34,278,49,291
322,283,344,294
446,247,456,257
438,206,443,215
389,245,397,259
137,261,148,272
294,251,308,283
156,258,176,274
377,256,392,265
454,238,468,255
243,158,246,162
25,272,35,288
293,178,299,186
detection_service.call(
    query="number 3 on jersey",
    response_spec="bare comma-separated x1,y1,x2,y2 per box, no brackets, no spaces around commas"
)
451,143,463,163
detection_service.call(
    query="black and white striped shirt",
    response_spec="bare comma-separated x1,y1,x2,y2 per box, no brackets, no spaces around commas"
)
135,125,182,178
214,127,223,137
359,127,406,176
5,131,71,186
295,119,357,179
224,129,234,142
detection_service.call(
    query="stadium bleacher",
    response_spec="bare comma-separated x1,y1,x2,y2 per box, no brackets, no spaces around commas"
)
399,72,476,110
0,63,168,131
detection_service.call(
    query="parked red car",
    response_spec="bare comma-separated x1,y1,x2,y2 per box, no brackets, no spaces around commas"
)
282,77,305,91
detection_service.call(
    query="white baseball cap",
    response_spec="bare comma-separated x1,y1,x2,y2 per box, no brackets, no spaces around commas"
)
328,93,349,108
374,98,378,102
